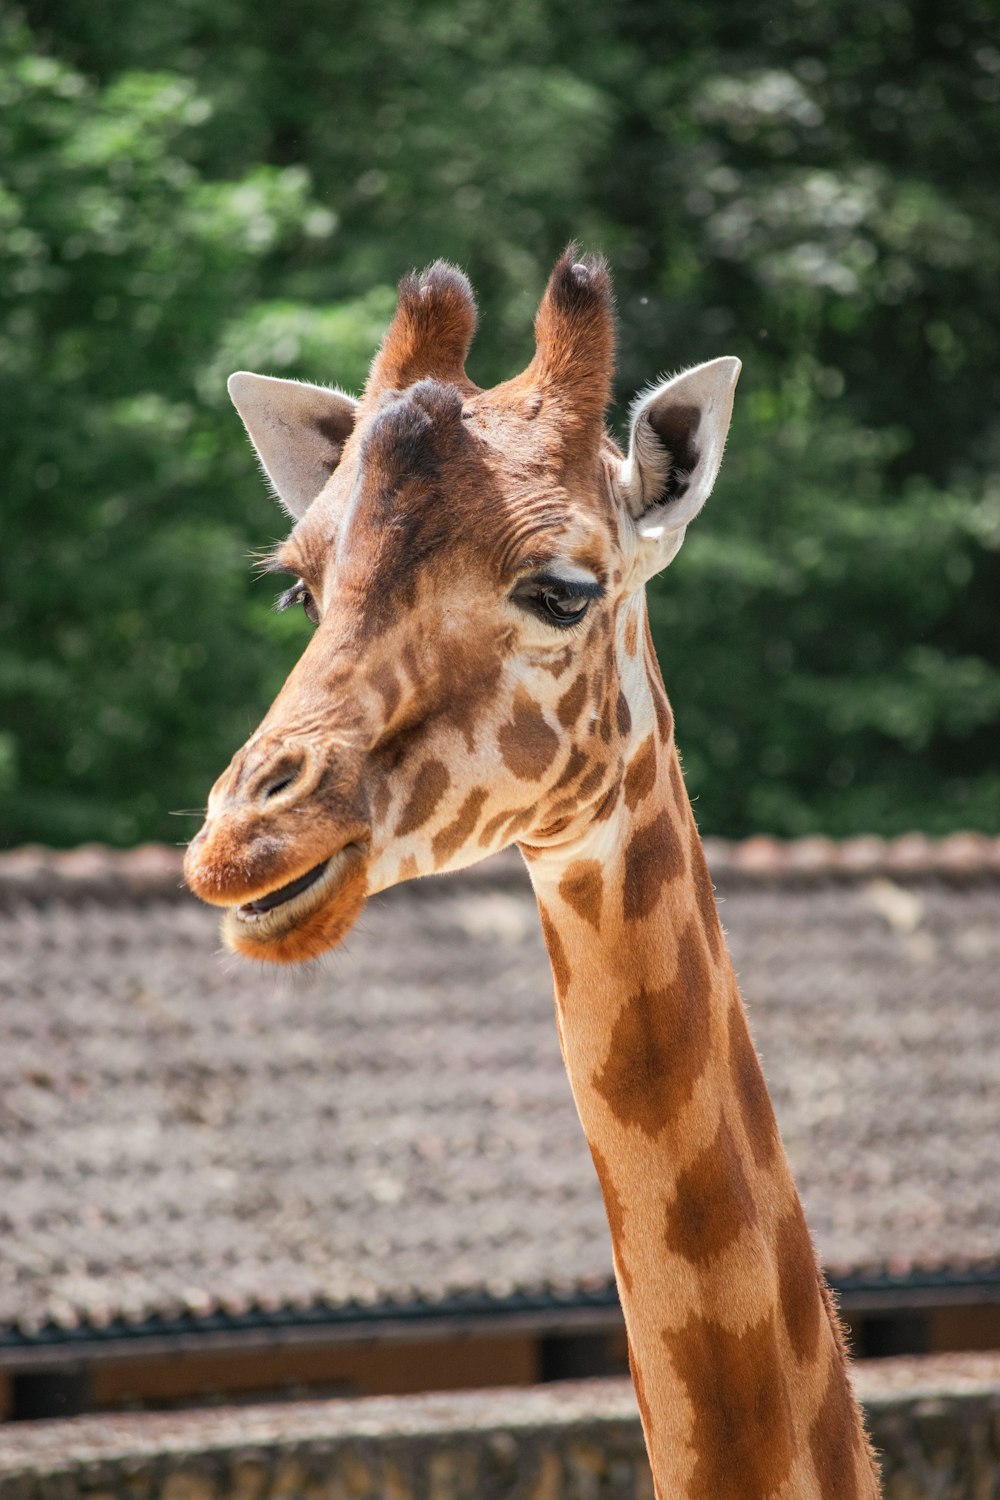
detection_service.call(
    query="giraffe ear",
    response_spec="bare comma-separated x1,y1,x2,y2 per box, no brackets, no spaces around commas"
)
621,357,740,582
228,372,359,520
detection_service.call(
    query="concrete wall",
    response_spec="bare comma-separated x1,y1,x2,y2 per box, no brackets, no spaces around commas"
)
1,1357,999,1499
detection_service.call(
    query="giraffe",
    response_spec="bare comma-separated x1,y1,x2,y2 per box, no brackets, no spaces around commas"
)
184,250,881,1498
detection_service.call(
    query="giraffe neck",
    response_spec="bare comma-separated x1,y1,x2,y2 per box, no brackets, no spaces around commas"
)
520,621,879,1499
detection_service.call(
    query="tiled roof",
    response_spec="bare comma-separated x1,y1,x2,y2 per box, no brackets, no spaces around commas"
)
0,840,998,1341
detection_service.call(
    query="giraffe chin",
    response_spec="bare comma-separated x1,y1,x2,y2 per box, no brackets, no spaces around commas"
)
221,844,369,964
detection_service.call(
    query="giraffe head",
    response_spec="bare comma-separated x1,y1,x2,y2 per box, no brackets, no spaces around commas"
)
183,251,739,961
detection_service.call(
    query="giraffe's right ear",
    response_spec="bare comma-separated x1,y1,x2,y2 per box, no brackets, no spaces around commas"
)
228,372,359,520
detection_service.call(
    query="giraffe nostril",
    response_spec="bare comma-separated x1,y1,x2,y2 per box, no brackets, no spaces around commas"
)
263,774,296,800
255,751,308,804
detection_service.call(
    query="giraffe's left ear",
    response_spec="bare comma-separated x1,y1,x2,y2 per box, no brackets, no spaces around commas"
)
620,357,741,583
228,372,359,520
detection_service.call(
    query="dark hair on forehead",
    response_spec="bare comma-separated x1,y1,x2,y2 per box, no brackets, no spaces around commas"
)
361,380,468,492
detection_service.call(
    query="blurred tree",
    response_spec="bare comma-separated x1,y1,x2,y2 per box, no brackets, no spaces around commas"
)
3,0,999,843
0,21,391,842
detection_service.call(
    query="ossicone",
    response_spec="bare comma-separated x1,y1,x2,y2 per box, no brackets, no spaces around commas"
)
524,245,616,447
365,261,479,400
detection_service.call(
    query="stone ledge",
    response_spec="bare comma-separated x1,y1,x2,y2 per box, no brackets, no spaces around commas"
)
853,1349,1000,1401
0,1382,640,1474
2,1359,1000,1497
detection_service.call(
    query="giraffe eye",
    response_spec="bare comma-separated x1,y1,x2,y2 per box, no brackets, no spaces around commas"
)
512,574,603,629
275,579,320,625
538,588,591,626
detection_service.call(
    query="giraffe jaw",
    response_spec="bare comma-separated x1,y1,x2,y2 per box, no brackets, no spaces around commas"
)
221,842,369,963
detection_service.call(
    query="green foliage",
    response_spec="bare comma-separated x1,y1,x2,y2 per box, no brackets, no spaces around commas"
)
655,389,1000,834
3,0,999,843
0,21,389,842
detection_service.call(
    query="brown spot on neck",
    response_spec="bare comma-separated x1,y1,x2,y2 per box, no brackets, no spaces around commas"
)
727,995,779,1170
809,1354,875,1499
662,1310,795,1499
589,1144,634,1296
592,918,712,1136
538,902,572,996
663,1116,756,1264
668,753,686,809
690,846,723,963
623,809,686,921
558,859,604,931
775,1199,824,1365
628,1334,652,1438
652,681,673,742
623,733,657,811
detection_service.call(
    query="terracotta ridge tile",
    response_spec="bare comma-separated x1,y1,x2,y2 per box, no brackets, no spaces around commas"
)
0,843,187,902
701,832,1000,881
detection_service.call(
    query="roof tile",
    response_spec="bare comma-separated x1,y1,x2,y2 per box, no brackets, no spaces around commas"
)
0,842,998,1335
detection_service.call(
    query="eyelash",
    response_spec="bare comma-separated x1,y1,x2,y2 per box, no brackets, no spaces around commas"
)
275,579,319,625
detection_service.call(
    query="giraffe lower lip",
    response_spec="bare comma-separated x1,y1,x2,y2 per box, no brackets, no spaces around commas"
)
237,859,331,917
224,842,369,960
230,843,366,937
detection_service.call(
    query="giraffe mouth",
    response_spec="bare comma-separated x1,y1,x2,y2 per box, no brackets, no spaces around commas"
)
223,842,369,961
236,859,331,917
